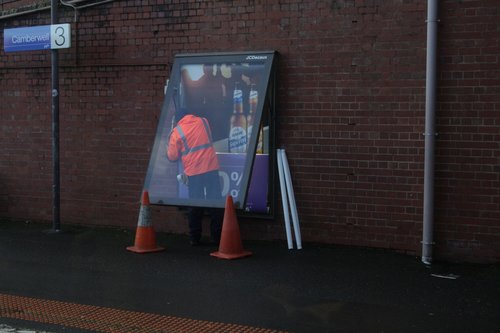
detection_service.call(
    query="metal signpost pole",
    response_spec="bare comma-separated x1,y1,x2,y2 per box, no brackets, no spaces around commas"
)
51,0,61,232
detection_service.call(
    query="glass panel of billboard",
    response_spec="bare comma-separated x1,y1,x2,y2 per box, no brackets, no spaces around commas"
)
144,51,276,209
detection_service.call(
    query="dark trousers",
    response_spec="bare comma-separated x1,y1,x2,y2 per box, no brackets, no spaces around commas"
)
187,170,223,243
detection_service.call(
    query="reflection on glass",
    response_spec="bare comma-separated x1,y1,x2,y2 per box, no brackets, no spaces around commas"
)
145,54,274,210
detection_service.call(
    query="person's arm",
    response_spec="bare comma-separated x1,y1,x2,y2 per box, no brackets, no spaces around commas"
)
167,129,180,162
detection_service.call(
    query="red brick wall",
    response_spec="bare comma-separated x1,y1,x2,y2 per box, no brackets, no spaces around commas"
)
433,1,500,262
1,0,498,263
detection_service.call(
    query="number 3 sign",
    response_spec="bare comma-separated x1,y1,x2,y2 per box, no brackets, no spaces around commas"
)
50,24,71,49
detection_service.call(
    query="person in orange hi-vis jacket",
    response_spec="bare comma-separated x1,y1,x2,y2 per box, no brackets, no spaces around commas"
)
167,107,223,246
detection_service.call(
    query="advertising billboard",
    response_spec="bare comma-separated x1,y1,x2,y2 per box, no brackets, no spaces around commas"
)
144,51,277,212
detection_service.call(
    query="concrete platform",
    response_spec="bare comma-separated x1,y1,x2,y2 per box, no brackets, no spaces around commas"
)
0,219,499,332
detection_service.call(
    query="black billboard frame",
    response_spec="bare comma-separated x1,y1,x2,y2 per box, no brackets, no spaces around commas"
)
143,51,278,217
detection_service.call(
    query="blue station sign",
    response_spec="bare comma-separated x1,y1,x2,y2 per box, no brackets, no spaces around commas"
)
3,24,71,52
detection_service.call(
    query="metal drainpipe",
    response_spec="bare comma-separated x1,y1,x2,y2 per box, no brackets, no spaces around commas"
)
422,0,439,265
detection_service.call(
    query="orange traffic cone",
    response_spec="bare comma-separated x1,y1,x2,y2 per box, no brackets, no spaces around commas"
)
211,195,252,260
126,191,165,254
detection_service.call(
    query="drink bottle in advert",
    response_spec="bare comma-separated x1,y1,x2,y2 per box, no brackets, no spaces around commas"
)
229,82,247,153
247,84,263,153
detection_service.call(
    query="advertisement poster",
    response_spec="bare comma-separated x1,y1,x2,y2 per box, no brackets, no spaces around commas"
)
144,52,276,211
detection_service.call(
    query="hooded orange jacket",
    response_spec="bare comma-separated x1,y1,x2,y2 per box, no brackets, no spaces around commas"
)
167,114,219,176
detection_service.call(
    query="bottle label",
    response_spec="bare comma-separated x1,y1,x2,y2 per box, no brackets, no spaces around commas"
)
229,126,247,153
233,89,243,104
249,89,258,102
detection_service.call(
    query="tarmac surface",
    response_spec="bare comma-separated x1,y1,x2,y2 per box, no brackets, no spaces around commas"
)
0,218,499,333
